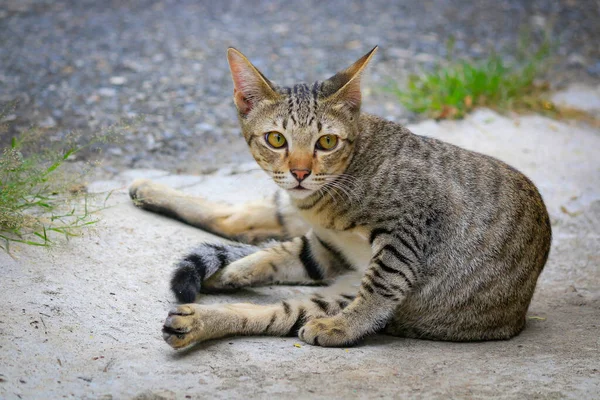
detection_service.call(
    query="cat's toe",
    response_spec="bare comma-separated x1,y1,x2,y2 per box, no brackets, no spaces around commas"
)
168,305,195,316
162,305,203,349
129,179,152,202
298,316,356,347
129,179,174,210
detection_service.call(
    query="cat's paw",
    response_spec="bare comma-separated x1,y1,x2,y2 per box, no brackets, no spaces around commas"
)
298,316,356,347
201,266,255,291
129,179,157,204
129,179,176,210
162,304,207,349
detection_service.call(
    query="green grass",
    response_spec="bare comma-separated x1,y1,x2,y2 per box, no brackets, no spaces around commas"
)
0,132,95,250
0,107,136,252
386,36,557,119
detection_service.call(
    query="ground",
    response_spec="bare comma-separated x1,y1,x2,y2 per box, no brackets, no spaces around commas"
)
1,0,600,173
1,103,599,399
1,1,600,399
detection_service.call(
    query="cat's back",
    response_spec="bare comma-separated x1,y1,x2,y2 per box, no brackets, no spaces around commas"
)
352,114,550,227
350,113,551,280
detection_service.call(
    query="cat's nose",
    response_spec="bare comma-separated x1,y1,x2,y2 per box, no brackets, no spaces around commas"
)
290,168,311,183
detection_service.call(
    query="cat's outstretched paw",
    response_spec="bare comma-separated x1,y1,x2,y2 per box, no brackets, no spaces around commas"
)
298,316,356,347
129,179,169,207
129,178,149,202
162,305,206,349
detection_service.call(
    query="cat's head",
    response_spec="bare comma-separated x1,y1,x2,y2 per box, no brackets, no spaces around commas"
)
226,47,377,199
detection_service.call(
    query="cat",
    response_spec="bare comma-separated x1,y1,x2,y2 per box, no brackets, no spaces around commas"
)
129,46,552,348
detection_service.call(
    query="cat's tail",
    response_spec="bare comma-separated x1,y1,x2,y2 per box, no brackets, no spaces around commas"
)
170,242,260,302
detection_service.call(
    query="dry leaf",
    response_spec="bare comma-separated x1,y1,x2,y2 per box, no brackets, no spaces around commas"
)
528,316,546,321
464,95,473,108
560,205,582,217
437,105,458,119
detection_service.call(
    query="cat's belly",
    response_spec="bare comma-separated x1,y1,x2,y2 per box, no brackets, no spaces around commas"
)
313,227,372,271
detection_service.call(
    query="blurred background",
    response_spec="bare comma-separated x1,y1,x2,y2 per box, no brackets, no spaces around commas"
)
1,0,599,176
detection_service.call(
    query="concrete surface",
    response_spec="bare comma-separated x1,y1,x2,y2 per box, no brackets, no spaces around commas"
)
1,107,599,399
551,83,600,116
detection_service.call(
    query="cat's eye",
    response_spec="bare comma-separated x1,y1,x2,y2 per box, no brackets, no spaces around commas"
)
265,132,287,149
316,135,338,151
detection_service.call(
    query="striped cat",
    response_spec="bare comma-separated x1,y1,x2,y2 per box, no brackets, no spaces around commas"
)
129,46,552,348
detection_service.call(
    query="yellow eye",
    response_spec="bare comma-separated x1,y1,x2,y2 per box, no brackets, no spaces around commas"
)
316,135,338,151
265,132,287,149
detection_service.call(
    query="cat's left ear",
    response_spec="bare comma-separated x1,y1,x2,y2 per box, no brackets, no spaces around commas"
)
324,46,378,112
227,48,279,116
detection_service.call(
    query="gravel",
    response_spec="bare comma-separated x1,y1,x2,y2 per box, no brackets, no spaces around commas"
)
1,0,599,174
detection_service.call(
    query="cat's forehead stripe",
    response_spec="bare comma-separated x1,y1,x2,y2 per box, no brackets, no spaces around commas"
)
282,83,320,128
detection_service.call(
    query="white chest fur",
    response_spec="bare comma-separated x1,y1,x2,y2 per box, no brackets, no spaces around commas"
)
313,227,372,271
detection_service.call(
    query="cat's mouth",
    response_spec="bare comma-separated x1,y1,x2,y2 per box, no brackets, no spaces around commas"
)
287,185,314,199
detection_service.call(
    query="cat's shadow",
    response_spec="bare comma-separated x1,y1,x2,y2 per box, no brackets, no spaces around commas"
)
167,333,402,359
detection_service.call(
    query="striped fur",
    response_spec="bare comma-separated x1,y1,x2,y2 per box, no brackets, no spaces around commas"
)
130,47,551,348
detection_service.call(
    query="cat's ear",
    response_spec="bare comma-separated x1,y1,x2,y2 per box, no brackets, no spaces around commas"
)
324,46,378,112
227,48,279,116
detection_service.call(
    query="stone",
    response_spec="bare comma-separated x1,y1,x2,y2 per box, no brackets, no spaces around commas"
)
109,76,127,85
38,116,56,128
98,87,117,97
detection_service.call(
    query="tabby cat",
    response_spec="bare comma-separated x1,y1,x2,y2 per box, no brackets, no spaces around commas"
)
129,46,551,348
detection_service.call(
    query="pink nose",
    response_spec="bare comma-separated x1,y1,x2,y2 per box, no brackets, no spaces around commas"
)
290,168,311,182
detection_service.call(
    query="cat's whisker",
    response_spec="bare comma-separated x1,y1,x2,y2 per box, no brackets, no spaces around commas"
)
320,184,338,204
321,174,361,187
320,176,363,204
330,180,365,201
328,186,347,205
323,181,357,205
322,177,359,190
318,186,335,205
329,176,363,193
334,184,360,205
322,184,343,206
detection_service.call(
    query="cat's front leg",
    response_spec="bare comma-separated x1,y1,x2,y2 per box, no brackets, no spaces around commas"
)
299,234,420,346
162,292,357,348
130,179,309,244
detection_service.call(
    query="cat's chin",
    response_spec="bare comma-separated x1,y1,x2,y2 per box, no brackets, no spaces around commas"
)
286,188,315,199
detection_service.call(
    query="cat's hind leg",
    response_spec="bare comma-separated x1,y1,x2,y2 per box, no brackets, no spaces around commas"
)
129,179,308,244
162,291,358,349
171,231,355,302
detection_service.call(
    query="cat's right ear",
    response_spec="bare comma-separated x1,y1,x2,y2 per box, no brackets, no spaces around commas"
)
227,48,278,116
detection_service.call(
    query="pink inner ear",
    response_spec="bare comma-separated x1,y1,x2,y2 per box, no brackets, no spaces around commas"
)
228,52,265,114
343,78,362,110
230,62,252,94
234,89,251,115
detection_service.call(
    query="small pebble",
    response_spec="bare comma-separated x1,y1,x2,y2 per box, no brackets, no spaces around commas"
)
98,88,117,97
109,76,127,85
